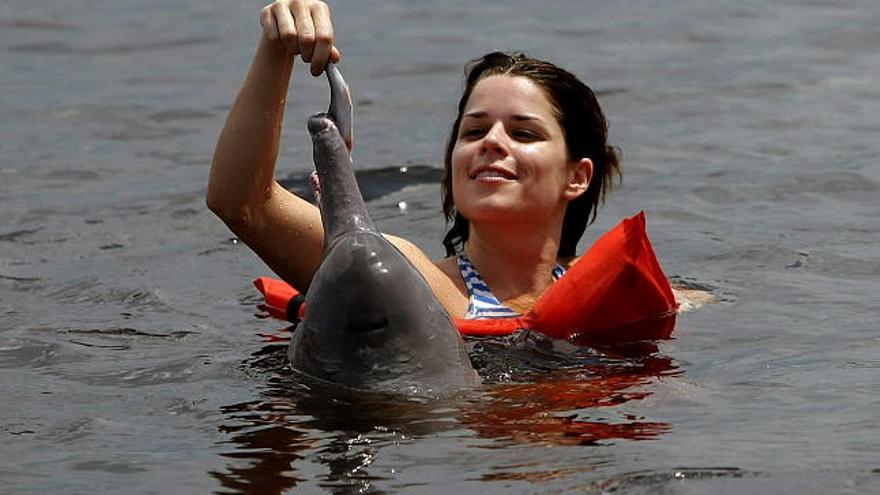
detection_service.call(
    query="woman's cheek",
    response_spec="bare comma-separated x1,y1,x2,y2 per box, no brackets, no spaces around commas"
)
450,144,469,173
451,176,474,213
450,147,472,191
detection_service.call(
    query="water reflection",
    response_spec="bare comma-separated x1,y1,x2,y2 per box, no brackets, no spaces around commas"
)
212,403,308,494
212,376,456,494
212,333,677,494
463,353,676,447
212,345,454,494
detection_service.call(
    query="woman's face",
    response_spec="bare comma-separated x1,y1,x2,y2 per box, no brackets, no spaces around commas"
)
450,75,590,227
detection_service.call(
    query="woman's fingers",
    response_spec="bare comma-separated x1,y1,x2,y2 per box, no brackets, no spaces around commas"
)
291,0,316,63
259,0,338,73
260,3,298,55
259,6,277,40
272,2,299,55
308,1,334,75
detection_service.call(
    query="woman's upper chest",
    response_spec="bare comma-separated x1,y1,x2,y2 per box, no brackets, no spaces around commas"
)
433,255,579,318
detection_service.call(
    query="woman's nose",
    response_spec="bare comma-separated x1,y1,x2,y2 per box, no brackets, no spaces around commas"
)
480,123,508,155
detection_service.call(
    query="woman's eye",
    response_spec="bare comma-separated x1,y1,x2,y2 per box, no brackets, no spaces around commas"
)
513,129,539,140
461,127,485,139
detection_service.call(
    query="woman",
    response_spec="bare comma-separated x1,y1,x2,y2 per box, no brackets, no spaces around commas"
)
208,0,634,322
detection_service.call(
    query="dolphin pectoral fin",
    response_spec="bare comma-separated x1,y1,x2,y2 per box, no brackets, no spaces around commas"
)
326,62,353,150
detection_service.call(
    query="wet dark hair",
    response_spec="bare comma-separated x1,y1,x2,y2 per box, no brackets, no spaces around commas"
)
441,51,621,257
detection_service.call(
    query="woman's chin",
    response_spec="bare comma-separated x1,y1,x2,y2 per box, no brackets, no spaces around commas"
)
459,202,543,225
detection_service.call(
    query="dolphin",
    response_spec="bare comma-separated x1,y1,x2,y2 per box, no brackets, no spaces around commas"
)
287,63,480,396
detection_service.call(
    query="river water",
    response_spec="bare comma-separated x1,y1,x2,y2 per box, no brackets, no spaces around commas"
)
2,0,878,493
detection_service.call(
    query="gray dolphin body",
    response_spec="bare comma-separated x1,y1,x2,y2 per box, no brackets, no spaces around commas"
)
287,63,480,396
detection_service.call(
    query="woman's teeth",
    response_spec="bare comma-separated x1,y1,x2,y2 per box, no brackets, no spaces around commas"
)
476,170,514,179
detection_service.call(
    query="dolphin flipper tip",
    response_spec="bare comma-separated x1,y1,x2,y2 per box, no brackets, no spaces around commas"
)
325,63,353,150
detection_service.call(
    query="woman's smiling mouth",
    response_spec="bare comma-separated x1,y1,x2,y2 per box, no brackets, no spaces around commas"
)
469,165,519,181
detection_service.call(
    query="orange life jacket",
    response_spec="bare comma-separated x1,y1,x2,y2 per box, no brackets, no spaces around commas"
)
254,211,677,345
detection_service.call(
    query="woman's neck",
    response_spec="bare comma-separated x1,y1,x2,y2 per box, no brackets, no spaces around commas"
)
463,216,563,303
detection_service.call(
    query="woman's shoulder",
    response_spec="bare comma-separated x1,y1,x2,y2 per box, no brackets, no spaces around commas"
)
433,254,460,278
385,235,469,316
432,255,469,317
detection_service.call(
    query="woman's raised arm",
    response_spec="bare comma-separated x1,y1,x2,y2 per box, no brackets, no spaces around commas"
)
207,0,339,291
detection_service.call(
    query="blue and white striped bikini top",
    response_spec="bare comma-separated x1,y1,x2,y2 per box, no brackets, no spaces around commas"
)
457,254,567,320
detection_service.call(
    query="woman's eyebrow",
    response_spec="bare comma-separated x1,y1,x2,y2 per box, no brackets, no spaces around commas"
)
512,114,544,122
462,111,545,122
463,111,488,119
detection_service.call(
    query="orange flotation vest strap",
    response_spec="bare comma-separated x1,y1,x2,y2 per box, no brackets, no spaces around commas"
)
253,277,306,322
253,211,677,345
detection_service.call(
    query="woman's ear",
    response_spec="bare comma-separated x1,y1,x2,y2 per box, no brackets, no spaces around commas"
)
564,158,593,200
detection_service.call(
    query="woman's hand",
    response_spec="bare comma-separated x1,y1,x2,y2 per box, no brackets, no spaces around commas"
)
259,0,341,76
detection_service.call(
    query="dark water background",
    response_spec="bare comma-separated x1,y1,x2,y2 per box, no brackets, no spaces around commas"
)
2,0,879,493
